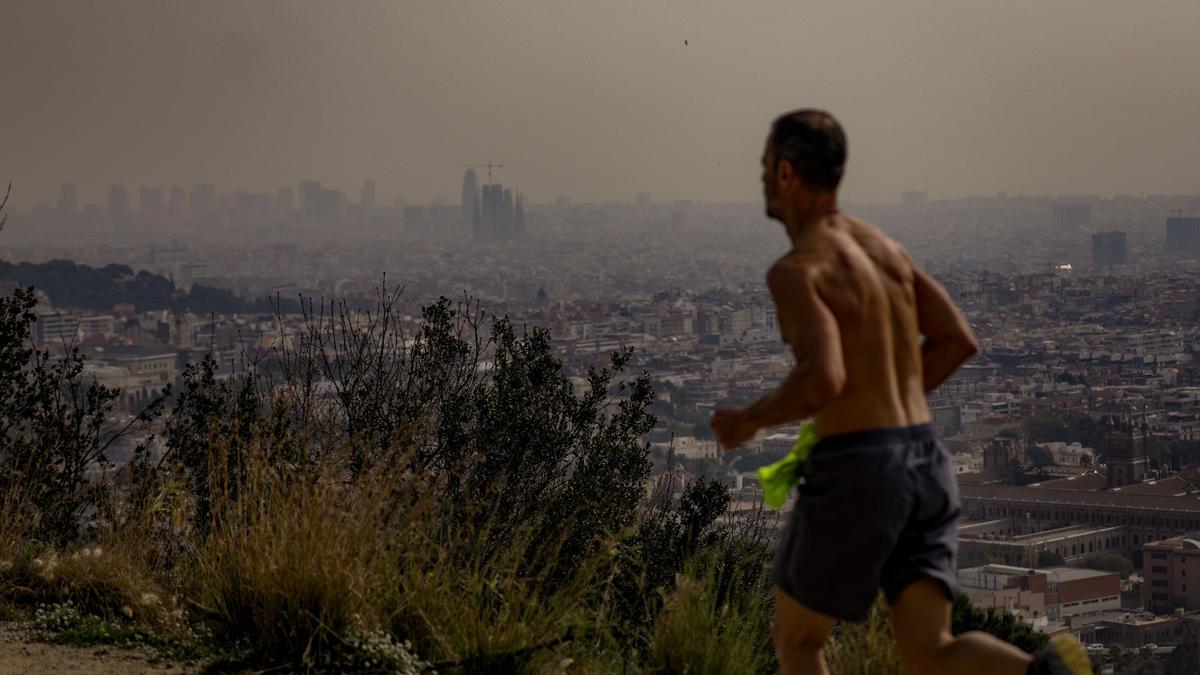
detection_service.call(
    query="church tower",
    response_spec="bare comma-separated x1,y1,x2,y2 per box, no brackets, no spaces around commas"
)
1106,408,1150,489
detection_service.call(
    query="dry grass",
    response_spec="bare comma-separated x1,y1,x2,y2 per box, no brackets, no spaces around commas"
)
0,486,26,571
0,540,175,632
825,596,905,675
650,572,774,675
387,529,583,672
189,443,403,668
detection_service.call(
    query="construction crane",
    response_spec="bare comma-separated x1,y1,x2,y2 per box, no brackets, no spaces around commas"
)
459,161,504,184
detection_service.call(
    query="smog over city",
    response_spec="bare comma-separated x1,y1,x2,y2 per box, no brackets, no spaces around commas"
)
2,2,1200,672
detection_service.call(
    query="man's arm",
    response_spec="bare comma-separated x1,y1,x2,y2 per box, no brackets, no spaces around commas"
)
711,262,846,449
745,264,845,427
913,266,979,393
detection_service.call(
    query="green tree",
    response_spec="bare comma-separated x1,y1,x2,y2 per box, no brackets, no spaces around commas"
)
1169,440,1200,468
162,353,263,533
1113,646,1161,674
1073,553,1135,579
1164,641,1200,675
1024,410,1107,461
0,287,164,543
950,594,1047,653
1028,446,1055,465
607,473,737,640
1037,550,1066,567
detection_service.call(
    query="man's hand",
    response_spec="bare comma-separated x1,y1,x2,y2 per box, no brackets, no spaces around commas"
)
711,407,758,451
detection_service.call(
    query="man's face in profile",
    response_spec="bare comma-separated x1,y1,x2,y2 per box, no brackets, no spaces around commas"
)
762,141,783,222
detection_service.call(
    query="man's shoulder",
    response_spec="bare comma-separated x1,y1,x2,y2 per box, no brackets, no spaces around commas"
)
766,254,820,291
839,213,900,248
837,213,914,271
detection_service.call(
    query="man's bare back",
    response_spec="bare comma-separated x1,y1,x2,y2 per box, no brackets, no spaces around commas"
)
769,212,929,438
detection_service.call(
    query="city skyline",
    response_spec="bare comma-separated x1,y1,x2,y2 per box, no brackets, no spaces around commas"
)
5,1,1200,212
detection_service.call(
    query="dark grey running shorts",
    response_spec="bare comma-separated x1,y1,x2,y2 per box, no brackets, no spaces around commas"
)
773,423,959,622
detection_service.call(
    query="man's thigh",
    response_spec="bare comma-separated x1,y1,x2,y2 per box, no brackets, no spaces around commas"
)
774,585,836,648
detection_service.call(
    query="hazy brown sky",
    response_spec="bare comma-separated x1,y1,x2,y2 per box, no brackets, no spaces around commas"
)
4,1,1200,210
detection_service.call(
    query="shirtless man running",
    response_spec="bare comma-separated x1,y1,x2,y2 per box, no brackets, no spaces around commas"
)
710,110,1091,675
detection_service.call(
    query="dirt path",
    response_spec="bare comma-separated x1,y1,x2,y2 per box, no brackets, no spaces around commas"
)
0,622,193,675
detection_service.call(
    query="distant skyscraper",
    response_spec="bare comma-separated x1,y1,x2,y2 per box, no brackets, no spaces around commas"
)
1165,217,1200,257
276,186,294,215
298,180,322,225
461,169,479,231
479,184,496,240
502,189,514,240
514,193,526,237
168,186,187,220
636,192,651,207
901,190,928,208
56,183,78,215
360,179,376,213
470,181,525,241
1091,231,1128,268
189,184,216,224
140,186,164,219
108,184,128,225
318,187,343,225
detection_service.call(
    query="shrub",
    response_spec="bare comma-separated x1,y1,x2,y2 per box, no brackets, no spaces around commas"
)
190,443,406,670
651,572,774,675
1,540,175,631
0,286,164,544
1072,552,1134,579
386,514,600,673
951,594,1047,653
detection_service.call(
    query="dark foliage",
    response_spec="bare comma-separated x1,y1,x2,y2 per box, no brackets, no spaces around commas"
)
1072,552,1134,578
1168,439,1200,469
1037,550,1066,567
1023,410,1108,462
1164,641,1200,675
268,290,659,587
951,593,1048,653
0,259,297,314
0,286,164,543
163,353,263,533
606,473,741,644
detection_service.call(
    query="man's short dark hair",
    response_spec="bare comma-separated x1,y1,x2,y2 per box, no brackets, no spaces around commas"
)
769,109,847,191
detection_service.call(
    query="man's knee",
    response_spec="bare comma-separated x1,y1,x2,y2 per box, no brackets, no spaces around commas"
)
773,617,828,655
889,579,955,674
773,586,836,666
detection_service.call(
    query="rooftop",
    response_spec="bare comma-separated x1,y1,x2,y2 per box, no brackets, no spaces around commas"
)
1143,535,1200,551
961,483,1200,512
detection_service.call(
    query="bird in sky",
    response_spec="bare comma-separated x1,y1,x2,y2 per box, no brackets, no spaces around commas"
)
684,39,688,46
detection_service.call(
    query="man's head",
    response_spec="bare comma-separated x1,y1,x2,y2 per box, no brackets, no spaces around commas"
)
762,109,846,222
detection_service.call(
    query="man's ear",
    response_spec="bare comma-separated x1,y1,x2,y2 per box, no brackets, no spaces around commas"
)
776,158,794,183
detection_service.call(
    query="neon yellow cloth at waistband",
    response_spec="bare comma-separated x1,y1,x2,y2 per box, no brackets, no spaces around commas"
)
756,421,819,509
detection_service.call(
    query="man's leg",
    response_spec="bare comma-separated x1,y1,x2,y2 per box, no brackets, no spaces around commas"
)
889,579,1031,675
774,586,837,675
